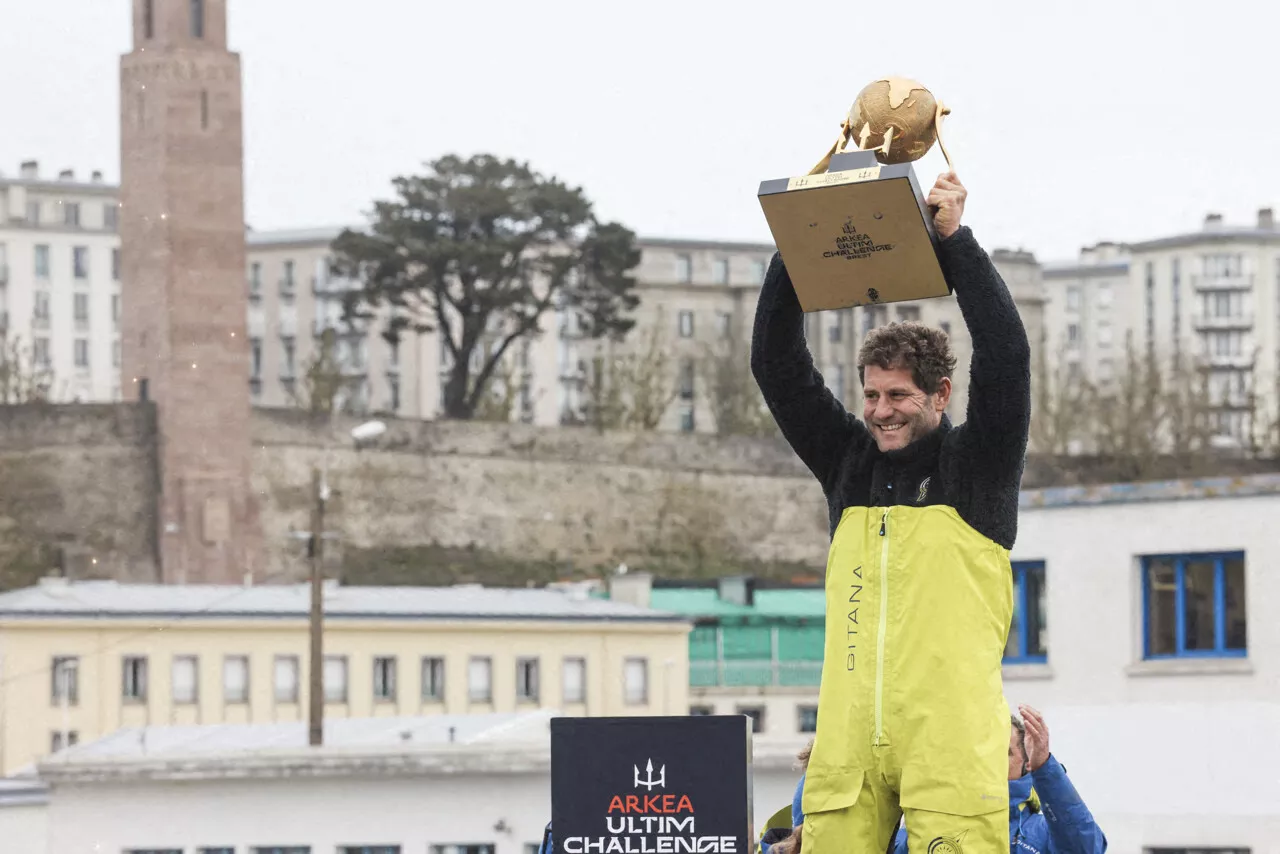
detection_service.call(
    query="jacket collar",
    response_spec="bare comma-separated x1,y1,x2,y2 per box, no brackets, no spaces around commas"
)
877,413,952,466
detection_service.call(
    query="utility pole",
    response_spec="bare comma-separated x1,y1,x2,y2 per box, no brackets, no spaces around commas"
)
308,466,326,747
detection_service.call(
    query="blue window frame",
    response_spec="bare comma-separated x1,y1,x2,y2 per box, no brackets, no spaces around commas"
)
1142,552,1246,659
1005,561,1046,663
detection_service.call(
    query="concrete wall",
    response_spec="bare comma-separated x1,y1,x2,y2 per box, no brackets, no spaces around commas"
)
0,801,47,854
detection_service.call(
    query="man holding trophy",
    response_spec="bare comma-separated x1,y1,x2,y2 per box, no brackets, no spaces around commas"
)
753,79,1032,854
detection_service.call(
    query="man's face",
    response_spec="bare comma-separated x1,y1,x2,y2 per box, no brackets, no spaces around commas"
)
862,364,951,452
1008,725,1028,780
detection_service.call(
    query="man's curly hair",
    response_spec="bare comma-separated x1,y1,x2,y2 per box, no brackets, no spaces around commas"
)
856,321,957,394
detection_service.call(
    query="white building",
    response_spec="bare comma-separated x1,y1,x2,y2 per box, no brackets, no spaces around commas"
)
0,161,121,402
1043,209,1280,446
22,711,805,854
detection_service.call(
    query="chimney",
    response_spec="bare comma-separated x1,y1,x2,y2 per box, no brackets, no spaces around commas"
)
19,160,38,180
1203,213,1223,231
608,567,652,609
1258,208,1275,230
91,170,104,184
58,169,75,182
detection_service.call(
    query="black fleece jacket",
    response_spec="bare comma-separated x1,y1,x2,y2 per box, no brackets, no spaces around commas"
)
750,226,1031,550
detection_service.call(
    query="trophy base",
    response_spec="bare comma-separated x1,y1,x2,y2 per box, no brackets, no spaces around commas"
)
758,150,952,313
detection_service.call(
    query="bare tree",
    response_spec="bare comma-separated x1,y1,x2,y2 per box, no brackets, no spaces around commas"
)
0,335,52,404
700,334,779,438
578,308,678,432
289,329,356,416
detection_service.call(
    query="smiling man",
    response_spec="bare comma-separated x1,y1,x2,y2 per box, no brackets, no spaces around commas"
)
751,173,1032,854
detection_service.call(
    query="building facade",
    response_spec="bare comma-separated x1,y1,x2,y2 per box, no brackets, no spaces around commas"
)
0,581,690,775
0,164,120,403
1042,210,1280,447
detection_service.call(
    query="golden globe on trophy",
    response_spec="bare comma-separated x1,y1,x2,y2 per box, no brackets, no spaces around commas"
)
758,77,956,312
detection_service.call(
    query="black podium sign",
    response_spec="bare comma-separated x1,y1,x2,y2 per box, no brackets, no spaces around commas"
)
551,716,753,854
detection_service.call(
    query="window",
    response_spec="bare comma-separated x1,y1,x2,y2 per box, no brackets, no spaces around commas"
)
113,341,122,367
64,203,81,227
897,305,921,323
373,656,397,702
51,731,80,753
51,657,79,705
74,339,90,369
716,311,732,340
324,655,349,703
1097,359,1114,384
33,337,51,368
751,259,766,283
1143,552,1246,659
827,315,843,343
737,705,765,733
143,0,154,38
389,376,401,412
563,657,586,704
1067,323,1080,349
26,201,41,225
252,848,311,854
112,247,121,280
674,254,692,283
832,364,846,406
1098,322,1114,347
468,656,493,702
282,259,296,291
1066,285,1081,311
223,655,249,704
73,246,90,279
939,321,951,337
678,359,695,400
623,657,648,705
250,337,263,378
112,293,121,326
431,845,495,854
711,258,728,284
74,293,90,326
200,90,210,129
1145,262,1156,347
689,705,714,716
678,310,694,338
421,657,445,701
798,705,818,734
35,245,50,279
678,405,695,433
281,337,296,377
172,655,198,704
274,655,300,703
516,658,540,702
1005,562,1047,663
191,0,205,38
198,849,236,854
122,656,148,702
250,262,262,293
105,203,119,232
340,848,402,854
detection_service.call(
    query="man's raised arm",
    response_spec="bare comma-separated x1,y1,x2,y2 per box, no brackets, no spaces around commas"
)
751,253,866,490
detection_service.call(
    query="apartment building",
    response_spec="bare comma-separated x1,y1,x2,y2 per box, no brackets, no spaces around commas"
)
0,162,121,403
1044,209,1280,445
0,580,690,775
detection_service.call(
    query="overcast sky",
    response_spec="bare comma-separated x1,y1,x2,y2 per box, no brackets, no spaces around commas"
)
2,0,1276,261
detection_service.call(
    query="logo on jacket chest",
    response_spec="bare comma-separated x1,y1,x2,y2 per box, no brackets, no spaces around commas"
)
846,565,862,672
916,476,931,504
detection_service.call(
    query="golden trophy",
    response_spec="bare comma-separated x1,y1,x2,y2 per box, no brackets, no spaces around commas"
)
757,77,956,312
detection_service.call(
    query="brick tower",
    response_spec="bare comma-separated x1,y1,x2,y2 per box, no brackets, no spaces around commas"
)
119,0,262,583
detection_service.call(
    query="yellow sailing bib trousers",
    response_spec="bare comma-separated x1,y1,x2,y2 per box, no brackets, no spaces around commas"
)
802,505,1012,854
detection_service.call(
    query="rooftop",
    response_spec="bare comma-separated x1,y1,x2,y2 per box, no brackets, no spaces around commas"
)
0,580,684,623
34,711,807,784
649,587,823,620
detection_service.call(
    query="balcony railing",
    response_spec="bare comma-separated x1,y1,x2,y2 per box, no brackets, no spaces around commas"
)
279,278,297,299
1192,312,1253,330
1203,352,1253,370
689,659,822,689
313,274,361,296
1192,274,1254,291
0,264,8,284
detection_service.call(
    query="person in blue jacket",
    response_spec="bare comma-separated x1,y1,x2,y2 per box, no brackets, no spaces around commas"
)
763,706,1106,854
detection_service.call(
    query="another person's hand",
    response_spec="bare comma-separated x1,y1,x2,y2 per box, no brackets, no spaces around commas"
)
927,172,967,240
1019,704,1051,772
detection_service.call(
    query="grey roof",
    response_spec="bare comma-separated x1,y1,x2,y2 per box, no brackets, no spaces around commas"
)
0,175,117,196
56,712,551,761
1021,472,1280,510
1042,260,1130,278
1127,228,1280,251
0,580,684,623
0,776,48,807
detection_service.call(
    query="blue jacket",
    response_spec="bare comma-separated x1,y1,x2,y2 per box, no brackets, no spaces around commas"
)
766,756,1105,854
896,755,1105,854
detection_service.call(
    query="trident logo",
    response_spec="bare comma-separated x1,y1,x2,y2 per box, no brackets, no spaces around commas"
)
634,758,666,790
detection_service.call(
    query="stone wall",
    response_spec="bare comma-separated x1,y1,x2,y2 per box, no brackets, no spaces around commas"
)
0,404,159,586
249,408,829,584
